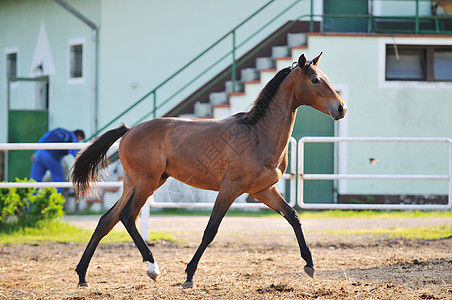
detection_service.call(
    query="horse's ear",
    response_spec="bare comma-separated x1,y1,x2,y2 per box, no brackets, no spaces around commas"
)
312,52,323,66
298,54,307,69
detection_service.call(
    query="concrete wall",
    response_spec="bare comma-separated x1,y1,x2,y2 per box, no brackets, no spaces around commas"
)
2,0,451,199
96,0,309,131
1,0,310,141
373,0,432,16
0,0,100,141
293,34,452,196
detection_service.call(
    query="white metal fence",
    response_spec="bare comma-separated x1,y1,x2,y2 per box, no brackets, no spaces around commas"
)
0,142,121,189
1,137,451,210
298,137,452,210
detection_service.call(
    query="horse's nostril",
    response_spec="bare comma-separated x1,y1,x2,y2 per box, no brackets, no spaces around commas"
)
338,104,344,115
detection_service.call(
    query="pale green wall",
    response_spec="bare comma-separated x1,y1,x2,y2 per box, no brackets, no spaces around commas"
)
0,0,100,141
2,0,451,197
374,0,432,16
97,0,308,129
293,34,452,196
1,0,311,141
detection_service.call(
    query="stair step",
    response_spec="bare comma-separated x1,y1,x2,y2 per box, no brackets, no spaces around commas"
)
194,101,212,117
256,57,275,70
225,80,244,93
276,57,293,70
287,33,307,47
196,31,310,119
213,104,230,119
260,69,277,84
272,46,290,58
241,68,259,82
209,91,228,106
179,113,197,118
229,93,249,113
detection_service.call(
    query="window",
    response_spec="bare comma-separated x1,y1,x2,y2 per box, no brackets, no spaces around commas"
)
6,52,17,78
386,45,452,82
434,50,452,81
70,44,83,79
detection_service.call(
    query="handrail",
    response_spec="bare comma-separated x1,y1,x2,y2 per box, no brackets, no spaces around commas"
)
89,0,452,141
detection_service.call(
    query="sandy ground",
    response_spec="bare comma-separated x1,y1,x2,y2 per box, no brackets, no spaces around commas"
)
0,215,451,299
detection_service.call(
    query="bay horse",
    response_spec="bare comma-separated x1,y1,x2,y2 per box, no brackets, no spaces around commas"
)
72,53,346,288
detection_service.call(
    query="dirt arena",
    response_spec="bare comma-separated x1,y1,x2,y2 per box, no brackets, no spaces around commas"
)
0,215,451,299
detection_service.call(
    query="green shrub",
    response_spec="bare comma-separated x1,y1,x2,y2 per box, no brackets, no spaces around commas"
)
0,178,64,228
0,188,20,225
29,188,65,221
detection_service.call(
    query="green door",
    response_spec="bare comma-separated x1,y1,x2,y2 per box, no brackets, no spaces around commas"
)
8,110,49,181
324,0,368,32
292,106,334,204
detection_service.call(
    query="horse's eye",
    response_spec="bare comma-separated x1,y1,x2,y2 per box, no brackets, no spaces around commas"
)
311,78,319,84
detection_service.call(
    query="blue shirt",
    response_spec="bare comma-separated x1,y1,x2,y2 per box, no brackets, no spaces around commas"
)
37,128,78,160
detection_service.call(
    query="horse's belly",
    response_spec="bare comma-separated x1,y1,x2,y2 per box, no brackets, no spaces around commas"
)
165,161,222,192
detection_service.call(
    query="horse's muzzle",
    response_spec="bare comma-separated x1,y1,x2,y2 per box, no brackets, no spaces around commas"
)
329,103,347,120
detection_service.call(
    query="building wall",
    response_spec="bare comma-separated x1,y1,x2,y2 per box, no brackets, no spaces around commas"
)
96,0,309,132
293,34,452,196
2,0,451,199
1,0,310,141
373,0,432,16
0,0,100,141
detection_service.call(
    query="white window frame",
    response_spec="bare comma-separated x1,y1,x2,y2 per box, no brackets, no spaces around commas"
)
378,37,452,89
68,37,85,84
4,47,19,89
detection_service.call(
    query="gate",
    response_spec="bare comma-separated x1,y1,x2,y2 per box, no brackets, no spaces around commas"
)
298,137,452,210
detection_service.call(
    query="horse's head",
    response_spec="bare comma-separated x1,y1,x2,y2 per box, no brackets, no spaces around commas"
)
293,53,347,120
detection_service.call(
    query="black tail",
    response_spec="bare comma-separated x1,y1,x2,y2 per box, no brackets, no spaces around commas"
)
72,124,130,198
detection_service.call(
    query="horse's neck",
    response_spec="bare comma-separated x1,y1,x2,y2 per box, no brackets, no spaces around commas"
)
252,80,298,163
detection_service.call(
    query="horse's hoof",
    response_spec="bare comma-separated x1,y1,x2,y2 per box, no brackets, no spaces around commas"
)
146,261,160,281
78,282,88,287
183,281,194,289
147,270,159,281
304,266,315,278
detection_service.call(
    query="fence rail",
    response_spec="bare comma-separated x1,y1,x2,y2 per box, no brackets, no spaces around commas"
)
1,137,451,210
0,142,121,189
298,137,452,210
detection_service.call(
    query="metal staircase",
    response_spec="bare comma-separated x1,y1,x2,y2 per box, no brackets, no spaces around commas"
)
187,32,308,120
85,0,314,141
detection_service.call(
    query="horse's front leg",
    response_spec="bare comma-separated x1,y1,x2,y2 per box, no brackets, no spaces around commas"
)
251,185,315,278
184,185,240,288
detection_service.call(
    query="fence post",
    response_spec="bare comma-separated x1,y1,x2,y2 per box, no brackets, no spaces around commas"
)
141,196,151,242
297,138,305,207
449,139,452,209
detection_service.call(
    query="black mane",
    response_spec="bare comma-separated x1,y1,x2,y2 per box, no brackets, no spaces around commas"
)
239,66,292,126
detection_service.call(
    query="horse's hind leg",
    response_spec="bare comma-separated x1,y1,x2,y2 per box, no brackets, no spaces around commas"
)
75,182,134,287
118,177,167,281
251,185,315,278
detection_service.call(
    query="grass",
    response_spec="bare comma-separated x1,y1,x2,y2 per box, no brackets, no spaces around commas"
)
146,208,452,219
0,219,174,245
298,210,452,219
311,224,452,240
1,209,450,244
71,208,452,219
